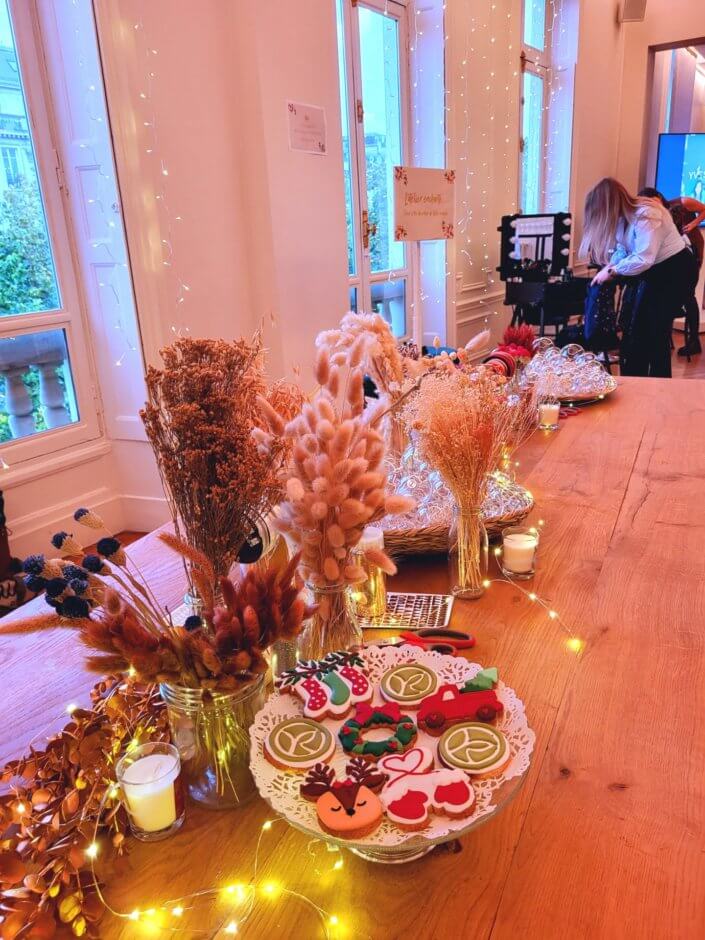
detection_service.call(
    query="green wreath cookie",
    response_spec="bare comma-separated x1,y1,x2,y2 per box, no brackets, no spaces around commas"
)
338,702,417,761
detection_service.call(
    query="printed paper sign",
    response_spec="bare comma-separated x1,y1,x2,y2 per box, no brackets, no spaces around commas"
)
287,101,326,155
393,166,455,241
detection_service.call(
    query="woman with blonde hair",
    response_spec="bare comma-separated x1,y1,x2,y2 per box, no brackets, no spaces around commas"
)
580,177,694,377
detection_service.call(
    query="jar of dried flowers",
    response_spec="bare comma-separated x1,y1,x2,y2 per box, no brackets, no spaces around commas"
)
448,505,489,599
298,582,361,661
160,677,266,809
13,515,310,811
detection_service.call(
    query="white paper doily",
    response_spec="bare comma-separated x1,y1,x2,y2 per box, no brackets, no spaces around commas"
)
250,646,535,859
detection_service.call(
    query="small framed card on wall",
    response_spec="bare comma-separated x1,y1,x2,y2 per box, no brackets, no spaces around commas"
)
287,101,327,155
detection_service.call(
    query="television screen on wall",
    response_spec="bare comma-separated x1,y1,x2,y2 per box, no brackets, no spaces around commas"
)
656,133,705,214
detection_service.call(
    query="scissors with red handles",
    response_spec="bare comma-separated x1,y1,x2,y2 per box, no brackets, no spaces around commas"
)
396,628,476,655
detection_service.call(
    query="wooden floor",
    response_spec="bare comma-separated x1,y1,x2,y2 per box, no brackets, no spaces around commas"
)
671,331,705,378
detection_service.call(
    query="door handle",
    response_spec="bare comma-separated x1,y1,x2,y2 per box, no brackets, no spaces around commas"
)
362,210,377,249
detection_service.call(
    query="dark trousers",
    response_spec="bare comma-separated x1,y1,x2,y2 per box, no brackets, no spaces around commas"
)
620,249,697,378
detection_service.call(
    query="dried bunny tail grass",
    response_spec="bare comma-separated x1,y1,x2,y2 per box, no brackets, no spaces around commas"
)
364,547,397,576
158,531,215,583
315,347,330,386
256,394,286,436
0,612,63,634
384,494,416,515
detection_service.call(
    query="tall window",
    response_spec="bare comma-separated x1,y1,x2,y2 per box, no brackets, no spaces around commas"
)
336,0,411,338
0,0,98,457
519,0,578,216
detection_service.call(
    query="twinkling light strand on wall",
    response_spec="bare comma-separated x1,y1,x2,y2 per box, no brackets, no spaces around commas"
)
68,0,138,369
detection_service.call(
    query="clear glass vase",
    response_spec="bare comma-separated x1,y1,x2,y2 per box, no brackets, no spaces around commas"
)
298,583,361,661
448,505,489,600
160,676,266,810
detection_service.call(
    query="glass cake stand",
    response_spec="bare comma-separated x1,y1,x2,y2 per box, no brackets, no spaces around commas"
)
250,646,535,865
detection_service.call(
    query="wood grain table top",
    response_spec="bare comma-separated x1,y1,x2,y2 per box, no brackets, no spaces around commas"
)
2,375,703,939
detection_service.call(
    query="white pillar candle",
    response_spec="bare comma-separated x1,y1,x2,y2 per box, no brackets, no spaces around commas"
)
120,753,179,832
538,402,560,428
502,531,538,574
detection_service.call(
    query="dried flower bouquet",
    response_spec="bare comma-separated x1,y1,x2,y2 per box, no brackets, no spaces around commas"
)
140,335,303,587
254,338,414,657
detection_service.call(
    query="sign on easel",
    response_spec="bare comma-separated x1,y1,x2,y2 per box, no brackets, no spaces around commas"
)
393,166,455,241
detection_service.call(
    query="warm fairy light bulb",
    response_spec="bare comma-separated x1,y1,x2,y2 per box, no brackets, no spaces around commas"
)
482,579,491,589
66,703,78,714
538,519,545,527
528,593,537,602
493,547,502,557
329,915,339,926
333,858,344,871
262,820,273,831
128,666,136,678
85,842,99,860
16,802,26,814
129,909,140,921
225,923,238,935
566,637,584,653
548,610,558,619
171,906,183,917
260,880,281,899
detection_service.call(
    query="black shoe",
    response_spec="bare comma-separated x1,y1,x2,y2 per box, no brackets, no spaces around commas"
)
677,341,702,357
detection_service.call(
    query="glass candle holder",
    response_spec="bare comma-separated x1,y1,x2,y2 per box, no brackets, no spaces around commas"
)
538,399,560,431
116,742,185,842
351,525,388,621
500,526,538,580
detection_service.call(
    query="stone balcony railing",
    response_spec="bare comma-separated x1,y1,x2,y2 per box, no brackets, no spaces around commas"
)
0,331,73,440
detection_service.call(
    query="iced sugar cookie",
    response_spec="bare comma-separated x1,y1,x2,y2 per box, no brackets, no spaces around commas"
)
263,717,335,771
438,722,511,777
300,759,387,838
378,746,476,831
417,684,504,736
339,702,417,762
275,651,372,720
380,663,438,707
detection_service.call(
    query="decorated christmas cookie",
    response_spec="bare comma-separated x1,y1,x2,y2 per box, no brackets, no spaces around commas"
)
460,667,498,693
300,759,387,838
276,651,372,720
339,702,417,762
417,684,504,736
438,722,511,777
380,663,438,707
263,717,336,771
378,746,476,831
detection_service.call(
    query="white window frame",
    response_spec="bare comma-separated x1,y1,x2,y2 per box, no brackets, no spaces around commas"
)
338,0,414,340
519,2,551,215
0,0,100,466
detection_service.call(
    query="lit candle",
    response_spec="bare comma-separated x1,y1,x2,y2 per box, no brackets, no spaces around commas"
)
116,743,184,839
501,527,538,579
538,402,560,430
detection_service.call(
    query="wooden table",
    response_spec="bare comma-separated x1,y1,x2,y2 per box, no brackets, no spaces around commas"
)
2,376,704,939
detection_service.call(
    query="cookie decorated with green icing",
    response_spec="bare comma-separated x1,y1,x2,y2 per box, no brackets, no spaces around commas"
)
338,702,417,761
438,721,510,777
380,663,438,707
264,717,336,771
461,667,498,693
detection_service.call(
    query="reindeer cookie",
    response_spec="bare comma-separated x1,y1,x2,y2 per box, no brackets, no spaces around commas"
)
300,758,387,839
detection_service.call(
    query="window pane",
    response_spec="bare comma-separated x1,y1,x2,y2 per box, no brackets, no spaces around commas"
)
523,0,546,51
0,0,60,315
336,0,357,277
359,7,405,274
370,279,406,337
0,329,79,442
521,72,544,215
348,285,358,311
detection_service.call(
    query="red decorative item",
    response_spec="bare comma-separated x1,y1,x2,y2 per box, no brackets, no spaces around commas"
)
417,685,504,736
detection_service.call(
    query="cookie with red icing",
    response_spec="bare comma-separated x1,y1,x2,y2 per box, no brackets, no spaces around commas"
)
300,759,387,838
416,684,504,736
275,651,372,720
339,702,417,762
377,746,476,831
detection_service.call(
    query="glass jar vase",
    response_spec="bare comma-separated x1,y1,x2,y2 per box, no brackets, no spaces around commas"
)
298,583,361,661
160,676,266,810
448,505,489,600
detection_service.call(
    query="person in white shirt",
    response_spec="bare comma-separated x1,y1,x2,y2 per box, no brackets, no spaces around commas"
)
580,177,695,377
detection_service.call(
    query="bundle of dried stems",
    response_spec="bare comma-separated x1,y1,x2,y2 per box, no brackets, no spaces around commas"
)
140,335,303,584
255,336,414,656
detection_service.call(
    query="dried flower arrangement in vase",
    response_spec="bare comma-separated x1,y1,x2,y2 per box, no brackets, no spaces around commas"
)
7,510,311,808
140,335,303,603
254,338,414,659
403,367,522,599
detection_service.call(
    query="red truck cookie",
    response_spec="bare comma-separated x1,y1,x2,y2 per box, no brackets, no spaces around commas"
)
417,684,504,735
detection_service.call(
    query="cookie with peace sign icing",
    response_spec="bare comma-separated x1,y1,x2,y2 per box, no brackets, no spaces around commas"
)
264,717,336,772
438,721,511,777
379,663,438,708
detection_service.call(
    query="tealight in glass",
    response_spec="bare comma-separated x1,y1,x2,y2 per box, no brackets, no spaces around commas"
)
500,525,539,580
116,742,185,842
538,398,560,431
